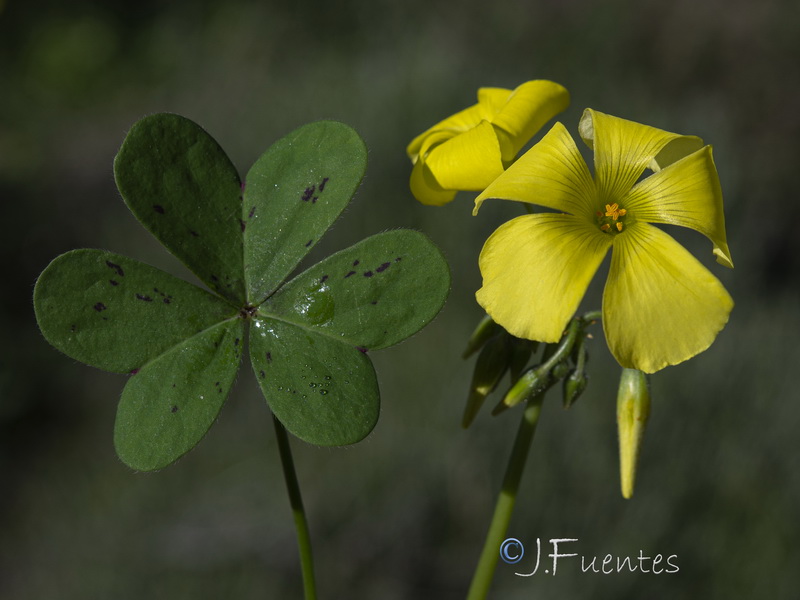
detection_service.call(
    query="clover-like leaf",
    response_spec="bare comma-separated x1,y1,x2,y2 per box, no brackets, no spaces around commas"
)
34,115,450,471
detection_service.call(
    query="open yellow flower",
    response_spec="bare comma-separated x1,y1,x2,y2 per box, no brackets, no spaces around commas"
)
406,80,570,206
474,109,733,373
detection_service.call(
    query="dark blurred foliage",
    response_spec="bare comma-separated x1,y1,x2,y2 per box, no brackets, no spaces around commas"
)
1,0,799,598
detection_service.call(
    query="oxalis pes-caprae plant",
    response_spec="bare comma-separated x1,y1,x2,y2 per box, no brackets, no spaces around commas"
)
33,114,450,599
35,78,734,599
407,80,733,599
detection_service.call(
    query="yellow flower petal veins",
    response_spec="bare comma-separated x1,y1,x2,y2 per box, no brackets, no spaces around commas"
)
603,222,733,373
476,213,611,343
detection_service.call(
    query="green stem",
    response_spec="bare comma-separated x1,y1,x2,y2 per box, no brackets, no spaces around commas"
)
466,392,545,600
273,414,317,600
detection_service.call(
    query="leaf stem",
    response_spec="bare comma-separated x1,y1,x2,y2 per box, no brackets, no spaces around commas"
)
273,414,318,600
466,392,545,600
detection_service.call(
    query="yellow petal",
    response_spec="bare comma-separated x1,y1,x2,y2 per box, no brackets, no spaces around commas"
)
624,145,733,268
490,80,570,161
476,213,611,342
474,122,595,218
409,157,457,206
603,222,733,373
477,87,514,118
425,120,504,190
406,102,488,159
579,109,702,205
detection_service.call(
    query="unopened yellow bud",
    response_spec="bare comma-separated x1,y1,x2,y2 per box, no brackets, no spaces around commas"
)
617,368,650,499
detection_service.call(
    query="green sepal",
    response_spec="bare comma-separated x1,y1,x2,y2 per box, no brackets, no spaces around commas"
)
114,113,245,303
33,249,237,373
114,318,245,471
243,120,368,305
261,230,450,351
250,316,379,446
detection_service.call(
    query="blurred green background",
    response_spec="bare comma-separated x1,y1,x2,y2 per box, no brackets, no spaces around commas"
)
2,0,798,598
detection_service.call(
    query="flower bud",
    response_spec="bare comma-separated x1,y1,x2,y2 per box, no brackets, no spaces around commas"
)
462,333,512,427
562,370,588,409
562,341,588,409
462,314,500,359
499,366,547,410
616,368,650,499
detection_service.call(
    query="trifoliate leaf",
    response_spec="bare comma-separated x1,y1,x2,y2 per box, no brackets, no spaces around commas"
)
33,114,451,470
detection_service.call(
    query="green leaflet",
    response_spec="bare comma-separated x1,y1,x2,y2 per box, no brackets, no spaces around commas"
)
243,120,367,305
114,114,245,303
261,230,450,350
33,115,450,470
115,319,245,471
33,249,237,373
250,317,379,446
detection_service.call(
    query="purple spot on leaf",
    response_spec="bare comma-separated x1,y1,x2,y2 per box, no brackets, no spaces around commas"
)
171,405,179,413
321,274,329,283
352,260,360,266
153,205,165,214
130,368,139,375
395,256,402,262
312,196,318,203
189,229,200,237
319,177,329,191
376,262,391,273
163,298,171,304
249,206,256,218
70,324,77,332
266,352,272,363
345,270,356,278
259,370,266,378
364,271,373,277
370,300,377,305
356,346,368,354
106,261,124,276
239,219,246,232
135,294,153,302
109,279,119,286
93,302,106,312
302,186,315,201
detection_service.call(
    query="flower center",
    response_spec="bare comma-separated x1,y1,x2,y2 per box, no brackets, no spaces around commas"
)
596,202,628,234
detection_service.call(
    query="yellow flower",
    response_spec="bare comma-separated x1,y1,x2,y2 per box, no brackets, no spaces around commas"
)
473,109,734,373
406,80,570,206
